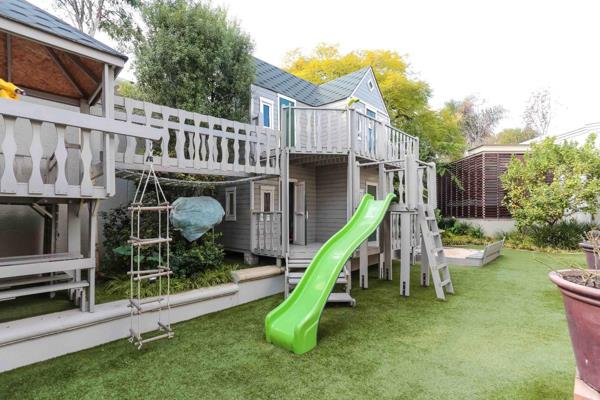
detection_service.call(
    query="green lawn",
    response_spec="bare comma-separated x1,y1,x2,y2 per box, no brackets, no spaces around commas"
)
0,249,582,399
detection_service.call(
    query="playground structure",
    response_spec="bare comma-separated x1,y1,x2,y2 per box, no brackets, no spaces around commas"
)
0,0,452,360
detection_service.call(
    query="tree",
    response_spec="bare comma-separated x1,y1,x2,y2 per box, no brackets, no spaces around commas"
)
489,127,538,144
446,96,505,147
501,136,600,229
523,89,551,136
52,0,141,40
134,0,255,121
284,44,466,161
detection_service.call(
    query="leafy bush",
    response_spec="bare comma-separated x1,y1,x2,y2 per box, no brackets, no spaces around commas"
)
502,136,600,229
101,264,237,299
439,217,486,239
523,221,597,250
101,204,225,278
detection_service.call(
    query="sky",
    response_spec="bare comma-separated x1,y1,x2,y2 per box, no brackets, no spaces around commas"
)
32,0,600,135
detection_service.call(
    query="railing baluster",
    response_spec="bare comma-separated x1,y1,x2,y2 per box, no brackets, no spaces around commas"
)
80,129,93,196
54,124,69,195
28,120,44,194
1,116,17,194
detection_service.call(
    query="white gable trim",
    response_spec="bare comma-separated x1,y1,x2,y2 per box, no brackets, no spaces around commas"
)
350,67,389,116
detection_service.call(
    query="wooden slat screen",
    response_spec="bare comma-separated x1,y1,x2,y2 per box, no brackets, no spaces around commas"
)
437,152,524,219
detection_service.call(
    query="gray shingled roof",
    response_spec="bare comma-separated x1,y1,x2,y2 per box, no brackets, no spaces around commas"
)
254,57,368,106
0,0,127,60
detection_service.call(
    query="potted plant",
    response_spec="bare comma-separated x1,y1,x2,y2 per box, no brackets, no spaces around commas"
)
580,230,600,269
549,237,600,392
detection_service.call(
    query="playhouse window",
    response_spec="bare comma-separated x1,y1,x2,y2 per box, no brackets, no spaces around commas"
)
260,97,274,128
225,187,236,221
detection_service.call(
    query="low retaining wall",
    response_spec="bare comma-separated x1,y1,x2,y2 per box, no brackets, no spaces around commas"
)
0,267,284,373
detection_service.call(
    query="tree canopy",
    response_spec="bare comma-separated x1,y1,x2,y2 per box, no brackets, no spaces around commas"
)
489,127,538,144
501,136,600,229
444,96,505,147
284,44,466,161
134,0,255,121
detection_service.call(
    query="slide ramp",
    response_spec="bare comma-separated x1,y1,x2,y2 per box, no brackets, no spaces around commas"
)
265,193,395,354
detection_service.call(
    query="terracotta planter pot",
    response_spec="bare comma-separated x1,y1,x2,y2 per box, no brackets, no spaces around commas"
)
549,270,600,391
580,242,600,269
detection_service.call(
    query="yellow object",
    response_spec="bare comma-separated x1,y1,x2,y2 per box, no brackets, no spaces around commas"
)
0,79,25,100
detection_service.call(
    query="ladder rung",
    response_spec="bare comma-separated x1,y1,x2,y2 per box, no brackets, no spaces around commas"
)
440,279,451,286
127,267,168,275
128,205,172,212
128,297,164,312
128,237,172,246
133,270,172,281
134,332,174,347
157,321,173,332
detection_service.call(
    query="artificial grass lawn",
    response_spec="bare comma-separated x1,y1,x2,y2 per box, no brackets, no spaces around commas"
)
0,248,583,399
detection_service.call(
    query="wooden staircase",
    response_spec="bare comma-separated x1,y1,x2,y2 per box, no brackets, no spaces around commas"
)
418,205,454,300
285,255,355,306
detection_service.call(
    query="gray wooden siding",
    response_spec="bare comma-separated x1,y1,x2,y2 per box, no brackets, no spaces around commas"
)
289,164,317,244
250,84,309,129
314,164,380,243
352,69,389,117
315,164,347,242
214,182,251,251
251,84,279,127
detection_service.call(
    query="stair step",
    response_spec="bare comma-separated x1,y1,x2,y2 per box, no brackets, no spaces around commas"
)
0,280,88,301
327,292,355,304
0,273,71,289
288,272,346,285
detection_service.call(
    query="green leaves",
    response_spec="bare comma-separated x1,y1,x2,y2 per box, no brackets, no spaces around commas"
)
502,136,600,230
134,0,254,121
284,45,466,161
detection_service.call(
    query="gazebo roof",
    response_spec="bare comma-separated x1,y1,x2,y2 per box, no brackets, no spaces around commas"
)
0,0,127,105
0,0,127,61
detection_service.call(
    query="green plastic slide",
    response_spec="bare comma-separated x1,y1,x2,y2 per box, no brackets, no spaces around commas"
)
265,193,395,354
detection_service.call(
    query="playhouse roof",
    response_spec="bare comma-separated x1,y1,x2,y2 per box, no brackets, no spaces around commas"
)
0,0,127,61
253,57,369,107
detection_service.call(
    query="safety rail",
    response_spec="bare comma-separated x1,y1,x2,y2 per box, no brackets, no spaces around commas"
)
0,99,160,199
251,211,283,256
282,106,419,161
113,96,281,176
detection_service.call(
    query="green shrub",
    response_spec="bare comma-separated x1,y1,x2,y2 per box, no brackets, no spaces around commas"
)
101,264,237,298
101,204,225,279
523,221,597,250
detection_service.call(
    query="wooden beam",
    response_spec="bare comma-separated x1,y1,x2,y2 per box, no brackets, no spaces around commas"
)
66,53,100,84
45,46,84,97
5,33,11,81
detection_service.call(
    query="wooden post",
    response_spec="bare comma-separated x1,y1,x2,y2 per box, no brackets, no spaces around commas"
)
250,180,256,253
87,200,99,312
428,162,437,209
101,65,116,196
346,152,355,222
67,202,82,304
400,211,411,296
281,149,289,256
420,235,430,287
377,163,386,280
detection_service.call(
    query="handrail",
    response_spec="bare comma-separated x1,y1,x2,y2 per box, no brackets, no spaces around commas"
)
0,99,162,140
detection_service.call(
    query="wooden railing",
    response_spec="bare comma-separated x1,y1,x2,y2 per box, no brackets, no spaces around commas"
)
0,99,160,199
251,211,282,256
284,107,419,161
113,96,281,176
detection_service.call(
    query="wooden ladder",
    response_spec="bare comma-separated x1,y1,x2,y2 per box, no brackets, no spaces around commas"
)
418,205,454,300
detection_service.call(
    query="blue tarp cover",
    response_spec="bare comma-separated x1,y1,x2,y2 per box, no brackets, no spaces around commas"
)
170,197,224,241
